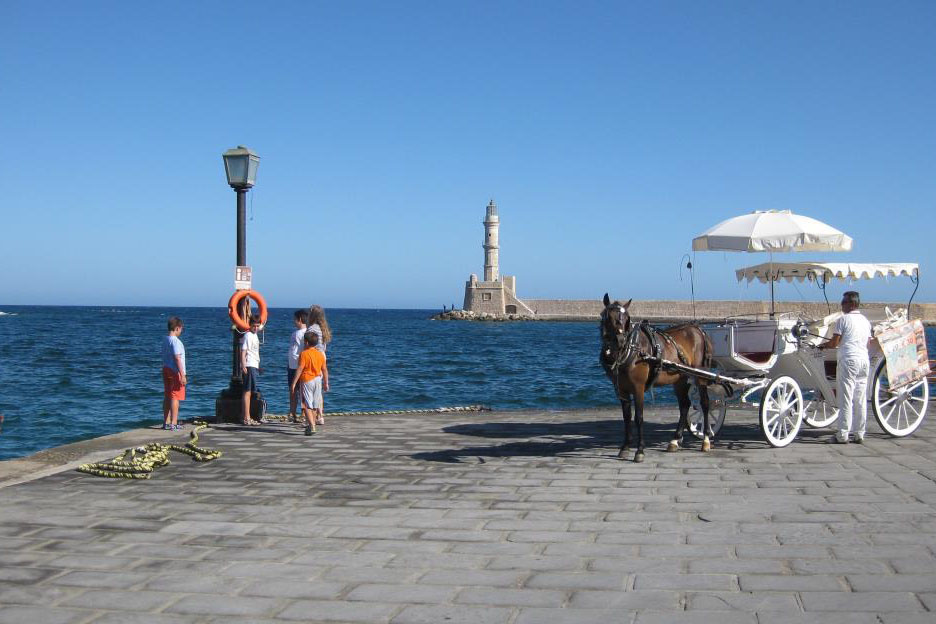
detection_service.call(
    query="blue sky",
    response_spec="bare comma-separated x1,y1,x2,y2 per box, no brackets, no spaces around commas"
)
3,1,934,308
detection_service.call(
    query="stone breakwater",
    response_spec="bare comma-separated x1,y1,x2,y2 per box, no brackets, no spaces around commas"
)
433,299,936,324
435,310,538,322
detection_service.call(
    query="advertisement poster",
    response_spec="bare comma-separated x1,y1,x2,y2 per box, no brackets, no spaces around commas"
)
877,319,930,388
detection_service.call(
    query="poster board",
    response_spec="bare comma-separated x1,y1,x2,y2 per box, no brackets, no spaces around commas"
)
877,319,930,388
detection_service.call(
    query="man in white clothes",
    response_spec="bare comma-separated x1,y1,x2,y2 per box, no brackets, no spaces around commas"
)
820,291,874,443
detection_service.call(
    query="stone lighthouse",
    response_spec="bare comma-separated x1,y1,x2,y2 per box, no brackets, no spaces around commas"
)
483,199,499,282
463,200,533,316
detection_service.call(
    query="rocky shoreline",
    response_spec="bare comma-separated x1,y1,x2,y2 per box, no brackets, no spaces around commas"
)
430,309,594,322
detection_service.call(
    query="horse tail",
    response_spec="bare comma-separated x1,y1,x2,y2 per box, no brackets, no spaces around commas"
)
700,326,713,369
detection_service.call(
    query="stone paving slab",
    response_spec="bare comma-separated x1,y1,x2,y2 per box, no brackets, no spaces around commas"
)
0,406,935,622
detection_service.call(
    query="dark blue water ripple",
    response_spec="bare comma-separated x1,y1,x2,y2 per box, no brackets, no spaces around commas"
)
1,306,934,461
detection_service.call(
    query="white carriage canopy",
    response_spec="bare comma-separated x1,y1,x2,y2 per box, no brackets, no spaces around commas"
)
736,262,919,284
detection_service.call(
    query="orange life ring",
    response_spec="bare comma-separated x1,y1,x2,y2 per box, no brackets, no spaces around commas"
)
228,289,268,331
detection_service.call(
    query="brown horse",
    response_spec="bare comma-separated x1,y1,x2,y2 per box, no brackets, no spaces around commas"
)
600,294,714,462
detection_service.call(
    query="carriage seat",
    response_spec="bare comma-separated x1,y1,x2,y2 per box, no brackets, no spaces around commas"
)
731,321,779,368
737,351,774,364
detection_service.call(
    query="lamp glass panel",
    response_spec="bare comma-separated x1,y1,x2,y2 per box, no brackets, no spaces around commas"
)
246,156,260,186
224,156,248,186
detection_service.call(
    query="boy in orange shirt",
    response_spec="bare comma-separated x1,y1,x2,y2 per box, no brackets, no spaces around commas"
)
290,331,329,436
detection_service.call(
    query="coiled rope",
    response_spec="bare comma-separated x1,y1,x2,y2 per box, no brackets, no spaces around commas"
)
263,405,491,421
76,420,222,479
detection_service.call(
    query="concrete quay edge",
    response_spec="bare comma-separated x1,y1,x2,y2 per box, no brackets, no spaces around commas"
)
0,408,614,489
0,425,198,489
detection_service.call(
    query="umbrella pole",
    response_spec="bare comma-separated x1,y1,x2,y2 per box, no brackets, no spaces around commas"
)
769,252,775,318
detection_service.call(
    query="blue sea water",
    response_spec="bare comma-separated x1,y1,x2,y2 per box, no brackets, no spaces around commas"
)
0,306,615,460
1,306,934,461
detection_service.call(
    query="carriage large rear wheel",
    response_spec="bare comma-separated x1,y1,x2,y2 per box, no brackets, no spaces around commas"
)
872,358,929,437
687,383,727,439
759,376,803,447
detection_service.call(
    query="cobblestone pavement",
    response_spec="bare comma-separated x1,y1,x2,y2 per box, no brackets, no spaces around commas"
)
1,406,935,623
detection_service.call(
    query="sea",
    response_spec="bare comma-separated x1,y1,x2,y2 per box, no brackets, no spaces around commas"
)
0,306,614,461
1,306,934,461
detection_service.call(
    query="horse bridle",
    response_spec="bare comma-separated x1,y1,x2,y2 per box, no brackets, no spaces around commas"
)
601,304,636,373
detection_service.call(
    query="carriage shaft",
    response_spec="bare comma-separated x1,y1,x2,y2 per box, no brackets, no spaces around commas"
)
649,356,765,389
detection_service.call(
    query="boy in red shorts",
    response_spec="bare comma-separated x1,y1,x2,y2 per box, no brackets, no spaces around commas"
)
161,316,187,430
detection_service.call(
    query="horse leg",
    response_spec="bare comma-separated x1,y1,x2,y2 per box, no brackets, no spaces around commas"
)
633,389,646,463
699,384,712,452
669,381,690,452
617,398,632,460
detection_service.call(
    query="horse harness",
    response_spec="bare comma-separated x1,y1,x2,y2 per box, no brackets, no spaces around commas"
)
608,319,691,391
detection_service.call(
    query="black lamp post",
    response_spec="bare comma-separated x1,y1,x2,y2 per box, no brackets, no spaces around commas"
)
215,145,264,423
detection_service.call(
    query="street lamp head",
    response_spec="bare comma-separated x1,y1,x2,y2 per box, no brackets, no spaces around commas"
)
222,145,260,189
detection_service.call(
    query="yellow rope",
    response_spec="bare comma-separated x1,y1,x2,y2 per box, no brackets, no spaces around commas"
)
76,421,222,479
262,405,491,421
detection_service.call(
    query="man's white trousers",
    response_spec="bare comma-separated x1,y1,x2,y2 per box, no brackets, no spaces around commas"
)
837,356,870,441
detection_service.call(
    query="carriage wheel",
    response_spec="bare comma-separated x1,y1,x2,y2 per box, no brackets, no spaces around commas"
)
688,400,727,439
803,398,838,428
759,376,803,448
872,359,929,437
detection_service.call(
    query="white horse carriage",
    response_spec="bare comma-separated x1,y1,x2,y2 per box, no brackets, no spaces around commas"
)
682,261,929,447
667,210,931,447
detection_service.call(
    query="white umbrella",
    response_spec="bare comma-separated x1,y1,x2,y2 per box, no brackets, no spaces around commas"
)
692,210,853,253
692,210,853,315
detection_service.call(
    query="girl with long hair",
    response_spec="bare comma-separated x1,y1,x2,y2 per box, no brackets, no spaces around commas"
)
307,305,331,350
306,305,331,425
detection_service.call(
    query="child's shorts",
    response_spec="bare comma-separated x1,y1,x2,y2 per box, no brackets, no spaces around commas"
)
162,367,185,400
301,377,323,410
287,367,298,394
243,367,260,393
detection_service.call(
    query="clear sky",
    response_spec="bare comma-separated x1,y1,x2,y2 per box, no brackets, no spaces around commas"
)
3,1,934,308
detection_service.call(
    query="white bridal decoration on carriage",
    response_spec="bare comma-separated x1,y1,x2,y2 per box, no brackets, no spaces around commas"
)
677,211,929,448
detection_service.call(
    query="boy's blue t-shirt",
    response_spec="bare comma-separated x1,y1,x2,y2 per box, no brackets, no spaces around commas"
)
162,335,185,373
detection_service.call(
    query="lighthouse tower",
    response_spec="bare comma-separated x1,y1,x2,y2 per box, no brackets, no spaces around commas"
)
463,199,532,316
483,199,499,282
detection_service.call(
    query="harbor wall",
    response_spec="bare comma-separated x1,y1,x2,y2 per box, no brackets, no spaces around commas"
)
451,299,936,324
628,300,936,323
523,299,604,316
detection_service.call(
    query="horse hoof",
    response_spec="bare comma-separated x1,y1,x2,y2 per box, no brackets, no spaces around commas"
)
634,451,645,463
617,449,629,460
701,438,712,452
666,441,680,453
